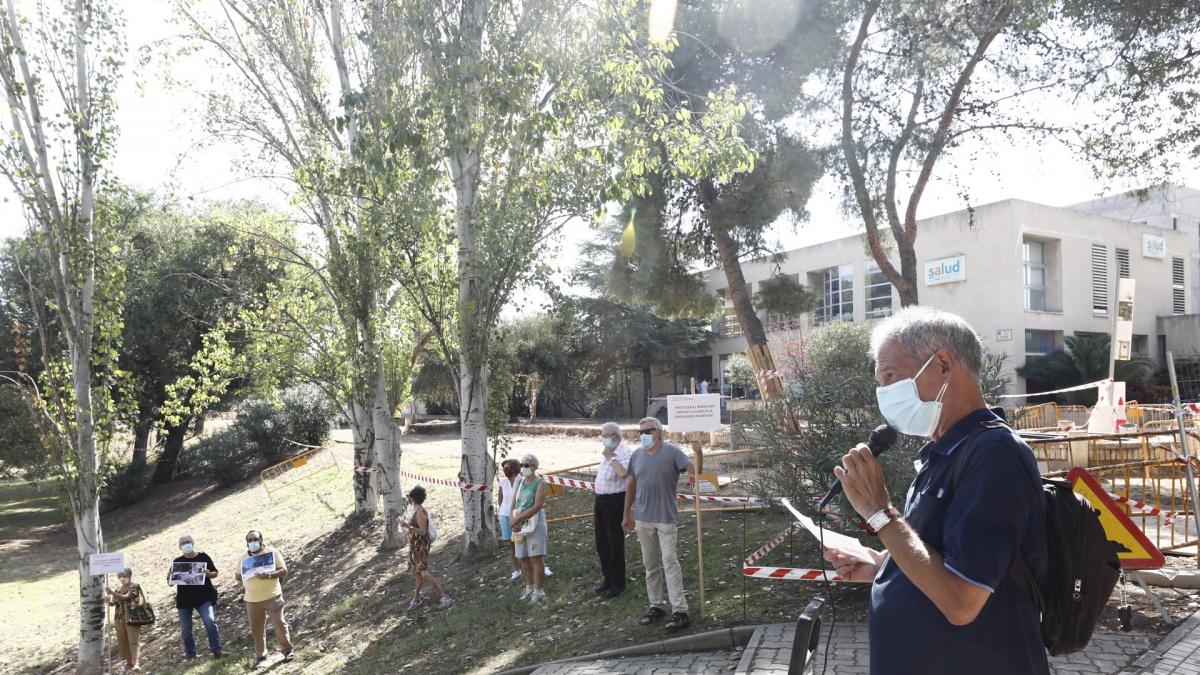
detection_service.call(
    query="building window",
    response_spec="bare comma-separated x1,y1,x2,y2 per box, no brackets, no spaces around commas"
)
1025,329,1061,358
1116,247,1130,279
716,288,746,337
864,261,893,319
1023,239,1046,311
816,264,853,323
1172,257,1186,315
1091,243,1108,316
1132,335,1148,355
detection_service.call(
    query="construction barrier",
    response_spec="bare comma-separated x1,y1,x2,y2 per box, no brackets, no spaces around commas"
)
259,444,340,495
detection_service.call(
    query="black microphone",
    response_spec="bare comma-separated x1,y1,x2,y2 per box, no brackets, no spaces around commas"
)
817,424,899,510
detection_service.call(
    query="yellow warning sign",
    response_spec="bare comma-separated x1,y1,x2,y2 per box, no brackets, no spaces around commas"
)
1068,468,1164,570
695,471,720,495
546,483,565,497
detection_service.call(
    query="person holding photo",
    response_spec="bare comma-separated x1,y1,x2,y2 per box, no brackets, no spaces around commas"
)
402,485,452,610
106,567,147,672
170,534,223,660
233,530,293,668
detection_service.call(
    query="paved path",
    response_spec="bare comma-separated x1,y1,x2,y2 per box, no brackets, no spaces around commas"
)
1122,610,1200,674
529,624,1160,674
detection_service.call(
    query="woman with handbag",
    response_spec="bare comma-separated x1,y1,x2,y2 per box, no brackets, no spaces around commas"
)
106,566,152,672
510,453,549,603
401,485,452,611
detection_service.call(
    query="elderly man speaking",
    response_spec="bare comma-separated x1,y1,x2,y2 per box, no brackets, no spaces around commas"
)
594,422,633,598
824,307,1048,675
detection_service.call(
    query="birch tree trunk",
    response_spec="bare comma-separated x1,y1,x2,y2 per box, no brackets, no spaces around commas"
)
371,345,405,549
349,401,379,517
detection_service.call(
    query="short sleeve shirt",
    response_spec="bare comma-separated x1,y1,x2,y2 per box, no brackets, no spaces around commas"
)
628,443,691,524
868,407,1049,675
241,547,286,603
172,552,219,609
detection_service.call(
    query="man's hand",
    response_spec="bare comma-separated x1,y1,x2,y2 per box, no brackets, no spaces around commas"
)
833,444,890,520
822,546,881,582
621,515,634,533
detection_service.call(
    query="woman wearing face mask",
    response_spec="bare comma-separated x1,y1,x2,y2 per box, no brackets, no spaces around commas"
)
233,530,293,668
171,534,222,660
510,453,550,603
402,485,453,610
106,567,146,672
497,458,523,582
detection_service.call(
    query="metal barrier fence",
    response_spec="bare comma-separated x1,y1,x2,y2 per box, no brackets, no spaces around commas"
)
1026,430,1199,558
259,445,340,495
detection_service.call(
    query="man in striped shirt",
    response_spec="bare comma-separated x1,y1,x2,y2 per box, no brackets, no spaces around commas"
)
593,421,633,598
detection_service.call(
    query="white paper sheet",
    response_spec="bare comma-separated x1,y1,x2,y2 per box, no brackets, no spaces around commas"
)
780,498,876,564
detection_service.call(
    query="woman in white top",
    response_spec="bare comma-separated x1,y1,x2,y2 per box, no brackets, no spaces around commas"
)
497,458,522,581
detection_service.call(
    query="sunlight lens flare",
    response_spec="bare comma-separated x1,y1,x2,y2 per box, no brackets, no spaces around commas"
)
648,0,677,45
619,207,637,257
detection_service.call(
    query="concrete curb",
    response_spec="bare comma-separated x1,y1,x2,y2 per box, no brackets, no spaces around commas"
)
496,625,760,675
1124,606,1200,673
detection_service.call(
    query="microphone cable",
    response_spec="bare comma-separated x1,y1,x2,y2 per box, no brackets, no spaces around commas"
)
817,509,835,675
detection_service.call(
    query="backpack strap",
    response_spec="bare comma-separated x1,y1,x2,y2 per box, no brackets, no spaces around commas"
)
948,417,1045,612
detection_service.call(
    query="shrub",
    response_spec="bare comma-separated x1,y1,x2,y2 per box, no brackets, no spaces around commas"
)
279,384,334,447
0,384,46,479
101,461,151,510
193,427,258,487
749,321,920,527
235,398,289,464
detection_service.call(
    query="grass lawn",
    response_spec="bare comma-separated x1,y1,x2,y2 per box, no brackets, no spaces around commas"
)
0,431,866,674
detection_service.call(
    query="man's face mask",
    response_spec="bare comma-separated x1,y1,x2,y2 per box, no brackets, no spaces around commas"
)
247,540,262,553
875,353,949,438
180,543,194,554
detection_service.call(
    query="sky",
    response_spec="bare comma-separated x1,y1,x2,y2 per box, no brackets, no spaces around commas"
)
3,0,1198,310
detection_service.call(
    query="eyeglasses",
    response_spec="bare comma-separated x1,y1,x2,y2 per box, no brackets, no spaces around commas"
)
638,428,656,434
520,463,533,468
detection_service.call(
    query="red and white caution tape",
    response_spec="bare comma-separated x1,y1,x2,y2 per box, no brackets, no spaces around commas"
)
541,473,761,504
741,522,868,583
1153,444,1200,471
397,469,490,492
1106,489,1188,527
756,370,782,381
353,466,378,474
743,566,844,581
677,493,762,504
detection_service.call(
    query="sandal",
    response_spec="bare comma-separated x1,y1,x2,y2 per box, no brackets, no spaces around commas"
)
407,597,424,611
639,607,667,625
664,612,691,631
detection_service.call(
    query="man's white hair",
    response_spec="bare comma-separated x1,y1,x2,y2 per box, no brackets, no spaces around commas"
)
600,422,621,436
178,533,194,545
868,306,983,376
638,416,663,433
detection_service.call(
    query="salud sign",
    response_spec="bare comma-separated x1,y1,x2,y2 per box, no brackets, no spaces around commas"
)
1068,468,1164,570
1142,233,1166,259
666,394,722,433
924,255,966,286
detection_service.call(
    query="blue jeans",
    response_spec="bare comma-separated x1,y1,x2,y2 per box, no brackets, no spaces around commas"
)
178,602,222,656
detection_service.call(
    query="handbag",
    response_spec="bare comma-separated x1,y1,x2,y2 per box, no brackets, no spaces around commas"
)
124,585,156,626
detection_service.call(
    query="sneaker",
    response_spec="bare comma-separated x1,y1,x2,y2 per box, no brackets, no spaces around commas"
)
407,597,424,611
282,650,294,662
212,650,224,658
594,581,610,594
543,565,554,577
509,569,522,582
530,589,546,604
439,596,453,609
252,656,268,669
518,586,534,601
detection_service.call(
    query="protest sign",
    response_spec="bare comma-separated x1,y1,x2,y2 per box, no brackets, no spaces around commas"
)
241,551,276,582
169,561,208,586
666,394,722,433
89,552,126,576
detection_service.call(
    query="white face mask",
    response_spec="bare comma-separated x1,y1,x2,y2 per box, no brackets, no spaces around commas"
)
521,466,533,477
602,436,617,449
180,543,194,554
875,353,949,438
639,434,655,450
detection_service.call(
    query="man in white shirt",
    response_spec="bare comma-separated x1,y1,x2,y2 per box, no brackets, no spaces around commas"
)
594,421,633,598
497,459,523,581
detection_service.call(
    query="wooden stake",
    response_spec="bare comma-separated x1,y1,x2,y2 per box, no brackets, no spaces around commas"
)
692,439,705,621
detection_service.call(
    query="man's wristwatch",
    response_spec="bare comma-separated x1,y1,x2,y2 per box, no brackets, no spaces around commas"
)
865,505,902,535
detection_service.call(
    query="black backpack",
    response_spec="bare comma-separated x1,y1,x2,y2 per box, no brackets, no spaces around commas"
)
953,420,1120,656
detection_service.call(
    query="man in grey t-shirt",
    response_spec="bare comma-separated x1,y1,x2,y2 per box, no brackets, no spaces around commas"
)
622,416,696,631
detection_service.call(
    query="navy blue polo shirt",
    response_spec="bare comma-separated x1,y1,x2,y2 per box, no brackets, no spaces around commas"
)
869,407,1048,675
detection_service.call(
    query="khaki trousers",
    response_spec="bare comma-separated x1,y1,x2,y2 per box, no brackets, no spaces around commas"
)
245,595,293,658
635,521,688,614
115,620,141,665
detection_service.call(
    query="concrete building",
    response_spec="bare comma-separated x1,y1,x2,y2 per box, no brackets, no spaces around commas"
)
704,191,1197,395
